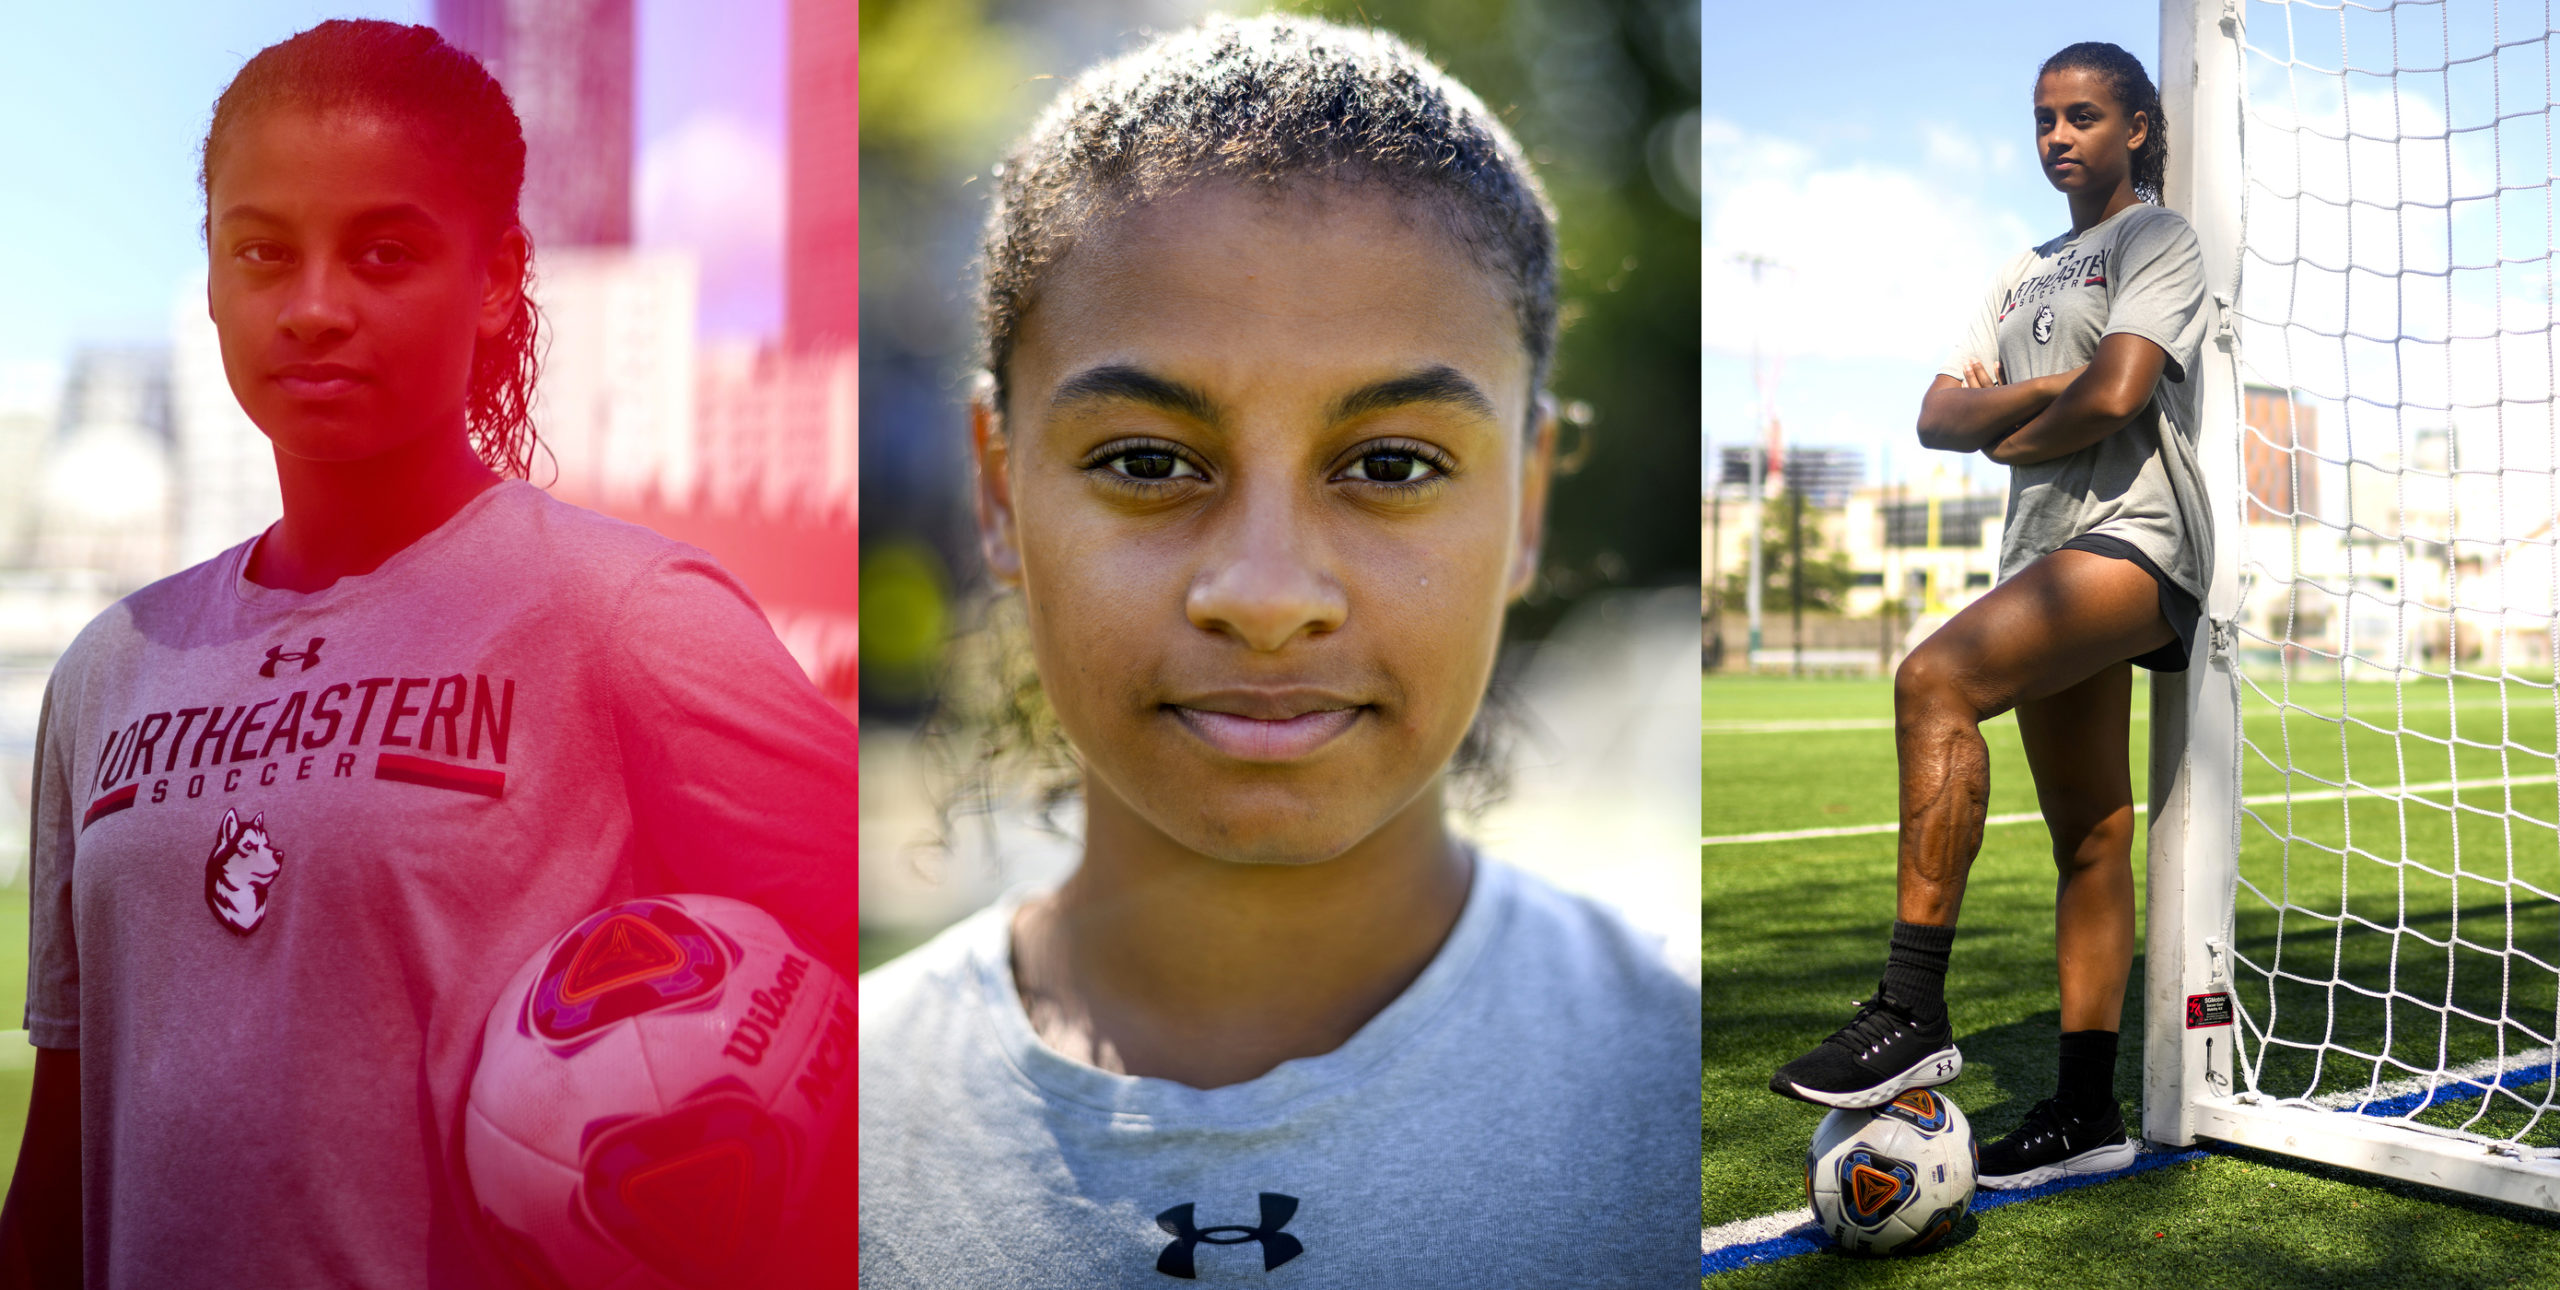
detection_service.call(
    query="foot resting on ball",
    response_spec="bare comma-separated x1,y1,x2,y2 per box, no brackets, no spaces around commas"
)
1976,1097,2138,1189
1768,988,1962,1109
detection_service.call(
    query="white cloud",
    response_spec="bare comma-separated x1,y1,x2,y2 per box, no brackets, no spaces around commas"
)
637,113,785,339
1701,117,2037,369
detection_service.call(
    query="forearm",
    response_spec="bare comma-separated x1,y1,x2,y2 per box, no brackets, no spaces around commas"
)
1917,371,2074,452
0,1047,81,1290
1985,333,2167,467
1987,377,2148,467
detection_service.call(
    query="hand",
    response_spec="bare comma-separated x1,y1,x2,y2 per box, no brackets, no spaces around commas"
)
1962,359,2004,389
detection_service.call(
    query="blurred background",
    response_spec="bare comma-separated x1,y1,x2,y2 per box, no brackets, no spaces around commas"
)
856,0,1704,968
0,0,855,1168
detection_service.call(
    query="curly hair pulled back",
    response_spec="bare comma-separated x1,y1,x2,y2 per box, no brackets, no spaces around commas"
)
2040,41,2168,205
201,19,543,479
978,13,1559,417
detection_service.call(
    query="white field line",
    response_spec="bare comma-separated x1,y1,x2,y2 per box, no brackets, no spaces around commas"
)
1700,1207,1816,1254
2307,1047,2560,1110
1702,774,2552,847
1706,693,2507,736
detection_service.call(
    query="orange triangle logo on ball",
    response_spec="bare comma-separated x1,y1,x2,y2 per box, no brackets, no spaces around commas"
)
560,914,686,1003
1850,1164,1903,1215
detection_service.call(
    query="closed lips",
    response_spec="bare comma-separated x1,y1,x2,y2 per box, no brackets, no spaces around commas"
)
1167,690,1366,762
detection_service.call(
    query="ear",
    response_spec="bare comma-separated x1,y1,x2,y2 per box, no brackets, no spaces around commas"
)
970,377,1026,588
218,808,240,841
1507,394,1561,602
477,224,532,343
2127,108,2151,159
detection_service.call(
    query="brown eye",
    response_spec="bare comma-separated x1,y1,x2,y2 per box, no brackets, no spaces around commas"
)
1340,447,1448,486
1094,446,1201,483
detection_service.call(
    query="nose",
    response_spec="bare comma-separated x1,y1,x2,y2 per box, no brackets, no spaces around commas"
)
1184,477,1348,652
277,261,356,345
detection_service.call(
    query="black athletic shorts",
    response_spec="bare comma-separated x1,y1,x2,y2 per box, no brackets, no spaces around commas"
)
2056,533,2200,673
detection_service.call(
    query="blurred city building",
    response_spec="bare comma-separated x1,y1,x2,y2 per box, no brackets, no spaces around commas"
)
427,0,858,706
434,0,636,250
787,0,859,352
170,275,283,568
35,348,175,592
2243,383,2318,524
1705,461,2004,675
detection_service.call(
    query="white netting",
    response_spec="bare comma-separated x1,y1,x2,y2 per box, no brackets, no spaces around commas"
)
2228,0,2560,1157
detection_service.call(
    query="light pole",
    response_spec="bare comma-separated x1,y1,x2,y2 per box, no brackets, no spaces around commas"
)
1736,252,1780,666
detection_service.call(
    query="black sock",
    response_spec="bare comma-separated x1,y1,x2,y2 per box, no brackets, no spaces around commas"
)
2058,1029,2120,1117
1881,921,1956,1021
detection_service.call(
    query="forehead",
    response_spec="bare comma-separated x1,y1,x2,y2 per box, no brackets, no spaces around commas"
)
2035,67,2123,111
209,106,474,225
1010,182,1527,414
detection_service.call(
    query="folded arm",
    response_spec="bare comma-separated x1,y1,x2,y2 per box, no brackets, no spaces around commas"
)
1917,361,2078,453
1983,333,2171,467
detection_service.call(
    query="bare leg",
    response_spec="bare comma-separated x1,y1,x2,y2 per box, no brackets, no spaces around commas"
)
1892,550,2173,928
2016,662,2140,1033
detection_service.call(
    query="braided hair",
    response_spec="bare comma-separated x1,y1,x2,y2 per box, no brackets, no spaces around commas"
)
201,19,544,479
2040,41,2168,204
978,13,1559,421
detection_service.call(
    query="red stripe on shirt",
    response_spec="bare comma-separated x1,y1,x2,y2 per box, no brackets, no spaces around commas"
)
374,753,506,799
81,784,137,828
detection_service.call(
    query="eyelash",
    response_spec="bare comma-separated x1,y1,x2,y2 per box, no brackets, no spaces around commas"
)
1077,437,1457,497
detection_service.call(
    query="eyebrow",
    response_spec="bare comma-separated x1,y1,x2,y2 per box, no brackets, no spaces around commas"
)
1327,366,1499,425
213,202,443,230
1050,365,1220,424
1048,363,1499,429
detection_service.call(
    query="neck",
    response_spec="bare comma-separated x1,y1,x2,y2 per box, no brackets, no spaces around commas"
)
1011,777,1473,1089
248,426,501,593
2070,180,2144,234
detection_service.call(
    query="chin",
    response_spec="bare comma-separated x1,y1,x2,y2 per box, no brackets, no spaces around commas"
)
1136,776,1427,868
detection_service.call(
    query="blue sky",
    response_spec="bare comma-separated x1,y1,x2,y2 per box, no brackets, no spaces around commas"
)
1703,0,2160,487
0,0,785,391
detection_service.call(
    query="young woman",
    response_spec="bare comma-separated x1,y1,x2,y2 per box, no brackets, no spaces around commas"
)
0,22,857,1287
1768,42,2209,1190
858,15,1699,1286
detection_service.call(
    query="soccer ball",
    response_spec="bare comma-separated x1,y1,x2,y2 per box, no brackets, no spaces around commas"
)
462,894,854,1289
1806,1087,1976,1256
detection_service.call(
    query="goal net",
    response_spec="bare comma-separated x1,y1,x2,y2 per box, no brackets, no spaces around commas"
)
2150,0,2560,1207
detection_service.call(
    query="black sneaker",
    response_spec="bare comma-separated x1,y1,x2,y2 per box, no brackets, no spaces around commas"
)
1976,1098,2138,1189
1768,990,1962,1108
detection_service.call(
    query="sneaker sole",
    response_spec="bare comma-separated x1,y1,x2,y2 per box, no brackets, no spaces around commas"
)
1773,1046,1964,1109
1977,1138,2138,1189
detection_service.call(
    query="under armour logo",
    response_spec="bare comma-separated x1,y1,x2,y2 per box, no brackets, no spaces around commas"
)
260,637,325,678
1155,1193,1302,1279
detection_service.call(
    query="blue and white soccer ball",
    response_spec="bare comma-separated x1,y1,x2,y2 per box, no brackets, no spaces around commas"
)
1806,1087,1976,1256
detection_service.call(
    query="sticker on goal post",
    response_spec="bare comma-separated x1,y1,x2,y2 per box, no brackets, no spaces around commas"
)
2185,992,2233,1030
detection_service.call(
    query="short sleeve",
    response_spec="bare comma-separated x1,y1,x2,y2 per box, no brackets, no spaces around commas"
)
2101,211,2206,383
606,549,860,972
1938,256,2014,381
25,675,79,1048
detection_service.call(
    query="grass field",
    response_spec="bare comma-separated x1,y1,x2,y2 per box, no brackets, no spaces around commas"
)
1704,674,2560,1287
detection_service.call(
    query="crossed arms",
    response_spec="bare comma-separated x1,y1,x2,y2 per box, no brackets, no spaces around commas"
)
1915,331,2170,467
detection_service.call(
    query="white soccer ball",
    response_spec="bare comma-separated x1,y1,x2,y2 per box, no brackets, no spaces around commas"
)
1805,1087,1976,1256
463,894,854,1289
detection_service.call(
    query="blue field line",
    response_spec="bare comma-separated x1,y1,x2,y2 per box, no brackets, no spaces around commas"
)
2347,1061,2558,1120
1700,1146,2212,1277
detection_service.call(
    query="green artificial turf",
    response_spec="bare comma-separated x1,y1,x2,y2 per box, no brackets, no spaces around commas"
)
1703,674,2560,1287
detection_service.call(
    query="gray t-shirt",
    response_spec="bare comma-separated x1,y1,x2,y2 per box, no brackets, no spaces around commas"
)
1940,202,2213,599
856,859,1700,1288
26,481,860,1289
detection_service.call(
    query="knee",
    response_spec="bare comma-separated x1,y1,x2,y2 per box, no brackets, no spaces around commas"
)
2049,809,2137,874
1894,650,1976,732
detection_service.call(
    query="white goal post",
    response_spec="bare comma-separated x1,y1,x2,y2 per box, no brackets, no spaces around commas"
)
2147,0,2560,1211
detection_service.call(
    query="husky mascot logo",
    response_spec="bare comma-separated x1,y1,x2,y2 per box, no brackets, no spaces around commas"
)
204,809,283,935
2033,303,2057,344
